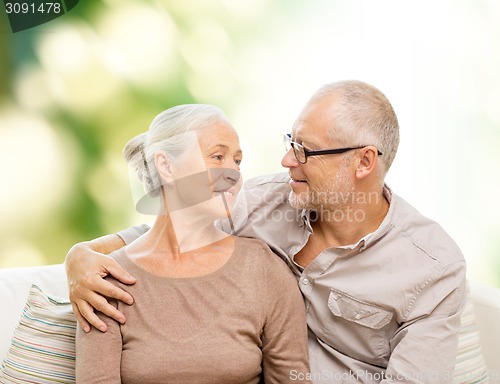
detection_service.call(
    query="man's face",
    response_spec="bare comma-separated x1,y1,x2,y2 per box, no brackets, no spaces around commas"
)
281,95,356,212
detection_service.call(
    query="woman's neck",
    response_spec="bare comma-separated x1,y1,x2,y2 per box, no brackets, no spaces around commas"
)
126,208,230,259
124,212,235,278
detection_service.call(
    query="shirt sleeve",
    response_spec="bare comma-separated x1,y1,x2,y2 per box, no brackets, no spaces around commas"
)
260,245,312,384
75,300,123,383
382,260,467,383
116,224,150,245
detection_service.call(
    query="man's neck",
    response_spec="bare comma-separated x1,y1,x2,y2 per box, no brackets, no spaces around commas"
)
294,190,389,268
312,189,390,248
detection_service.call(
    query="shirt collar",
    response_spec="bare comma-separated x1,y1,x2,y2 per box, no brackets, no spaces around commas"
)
355,184,394,251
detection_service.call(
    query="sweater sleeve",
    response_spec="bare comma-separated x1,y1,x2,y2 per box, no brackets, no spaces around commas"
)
75,300,123,383
260,245,312,384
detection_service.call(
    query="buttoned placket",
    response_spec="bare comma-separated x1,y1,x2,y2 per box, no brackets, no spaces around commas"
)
294,237,369,314
291,202,393,312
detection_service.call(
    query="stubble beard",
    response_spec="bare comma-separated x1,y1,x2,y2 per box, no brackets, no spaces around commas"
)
288,167,355,213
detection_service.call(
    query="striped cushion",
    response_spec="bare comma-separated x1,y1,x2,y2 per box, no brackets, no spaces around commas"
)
453,286,489,384
0,285,76,383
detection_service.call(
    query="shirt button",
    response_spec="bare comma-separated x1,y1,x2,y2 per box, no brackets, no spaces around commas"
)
355,313,361,320
303,278,310,285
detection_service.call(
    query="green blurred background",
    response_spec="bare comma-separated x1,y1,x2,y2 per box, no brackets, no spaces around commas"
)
1,0,499,287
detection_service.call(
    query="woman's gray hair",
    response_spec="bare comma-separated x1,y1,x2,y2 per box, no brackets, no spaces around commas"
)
123,104,228,196
312,80,400,177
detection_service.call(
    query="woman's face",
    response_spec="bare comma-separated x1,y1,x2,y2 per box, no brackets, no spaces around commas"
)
165,120,243,218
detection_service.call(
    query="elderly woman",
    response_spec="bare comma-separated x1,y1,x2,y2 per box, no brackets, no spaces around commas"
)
75,104,311,384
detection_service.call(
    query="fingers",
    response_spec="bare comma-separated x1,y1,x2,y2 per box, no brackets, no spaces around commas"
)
72,300,108,333
72,288,128,332
88,284,128,324
69,272,131,329
104,262,137,287
92,274,134,306
72,302,91,333
72,276,129,320
75,299,108,332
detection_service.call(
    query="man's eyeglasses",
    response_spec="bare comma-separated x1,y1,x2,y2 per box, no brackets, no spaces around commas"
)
283,133,383,164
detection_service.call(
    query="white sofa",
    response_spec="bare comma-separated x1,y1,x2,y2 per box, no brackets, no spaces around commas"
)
1,265,500,383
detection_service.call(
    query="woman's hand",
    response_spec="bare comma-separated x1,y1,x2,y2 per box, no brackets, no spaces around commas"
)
65,235,136,332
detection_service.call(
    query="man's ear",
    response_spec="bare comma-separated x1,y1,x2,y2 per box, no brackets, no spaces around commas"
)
155,151,173,184
355,146,379,180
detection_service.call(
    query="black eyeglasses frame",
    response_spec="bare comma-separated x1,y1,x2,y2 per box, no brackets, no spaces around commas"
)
284,133,383,164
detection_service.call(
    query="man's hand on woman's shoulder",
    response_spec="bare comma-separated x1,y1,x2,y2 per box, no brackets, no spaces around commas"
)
65,234,136,332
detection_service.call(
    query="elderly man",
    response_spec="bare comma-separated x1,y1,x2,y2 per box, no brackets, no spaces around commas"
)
66,80,466,383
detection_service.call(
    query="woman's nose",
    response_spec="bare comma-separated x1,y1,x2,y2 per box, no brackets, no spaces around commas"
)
210,168,241,191
223,168,240,185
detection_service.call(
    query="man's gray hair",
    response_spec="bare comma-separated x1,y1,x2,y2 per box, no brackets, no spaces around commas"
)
312,80,400,176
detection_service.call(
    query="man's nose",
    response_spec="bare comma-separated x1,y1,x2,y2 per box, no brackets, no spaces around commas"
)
281,148,299,168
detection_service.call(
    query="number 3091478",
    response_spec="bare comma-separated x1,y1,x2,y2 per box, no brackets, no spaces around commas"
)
5,2,61,14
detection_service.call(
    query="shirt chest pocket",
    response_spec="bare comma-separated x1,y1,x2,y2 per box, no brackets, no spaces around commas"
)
327,289,393,329
323,288,394,365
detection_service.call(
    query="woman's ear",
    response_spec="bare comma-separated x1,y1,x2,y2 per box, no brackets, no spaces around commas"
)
155,151,173,184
